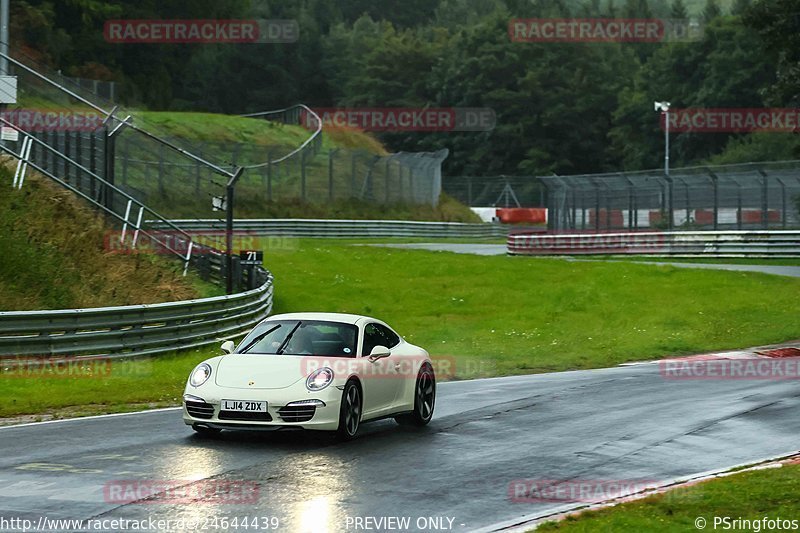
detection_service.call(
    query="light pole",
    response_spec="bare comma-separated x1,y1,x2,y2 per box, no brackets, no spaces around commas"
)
654,101,673,229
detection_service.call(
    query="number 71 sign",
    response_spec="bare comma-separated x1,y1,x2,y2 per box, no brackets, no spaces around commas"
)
239,250,263,266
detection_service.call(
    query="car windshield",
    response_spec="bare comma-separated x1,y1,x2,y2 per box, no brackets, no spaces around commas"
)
236,320,358,357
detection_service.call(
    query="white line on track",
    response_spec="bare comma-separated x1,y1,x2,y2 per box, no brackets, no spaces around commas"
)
0,407,182,430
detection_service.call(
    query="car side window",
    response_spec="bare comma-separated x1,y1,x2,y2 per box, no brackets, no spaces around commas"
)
362,323,381,356
361,323,401,355
375,324,400,348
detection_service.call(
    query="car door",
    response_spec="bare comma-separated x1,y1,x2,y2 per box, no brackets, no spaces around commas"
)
372,323,413,409
359,322,404,418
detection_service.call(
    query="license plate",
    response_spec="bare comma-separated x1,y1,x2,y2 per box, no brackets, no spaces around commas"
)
221,400,267,412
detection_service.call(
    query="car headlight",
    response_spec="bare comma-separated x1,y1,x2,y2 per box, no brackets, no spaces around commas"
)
306,367,334,391
189,363,212,387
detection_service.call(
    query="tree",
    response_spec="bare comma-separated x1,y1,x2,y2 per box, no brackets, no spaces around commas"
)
731,0,751,15
670,0,688,19
609,16,773,168
747,0,800,106
623,0,652,17
703,0,722,22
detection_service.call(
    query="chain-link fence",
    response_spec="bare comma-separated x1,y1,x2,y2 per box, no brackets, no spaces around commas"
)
111,139,447,217
542,161,800,232
63,76,117,104
239,148,447,207
443,175,547,207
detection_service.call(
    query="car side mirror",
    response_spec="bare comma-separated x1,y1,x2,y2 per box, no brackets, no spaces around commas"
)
221,340,235,354
368,345,391,361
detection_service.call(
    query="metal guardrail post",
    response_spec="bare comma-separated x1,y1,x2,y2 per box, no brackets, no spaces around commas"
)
301,149,307,201
328,148,337,202
708,170,719,230
64,131,71,184
776,176,788,229
759,170,769,229
267,149,274,201
384,155,393,204
540,180,554,232
665,175,674,230
591,178,601,231
736,177,743,230
350,152,357,198
74,131,83,189
225,167,245,295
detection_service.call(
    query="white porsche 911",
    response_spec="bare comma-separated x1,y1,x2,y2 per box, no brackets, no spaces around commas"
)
183,313,436,440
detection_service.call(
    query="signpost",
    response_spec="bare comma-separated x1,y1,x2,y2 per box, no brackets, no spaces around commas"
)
239,250,263,266
239,249,263,290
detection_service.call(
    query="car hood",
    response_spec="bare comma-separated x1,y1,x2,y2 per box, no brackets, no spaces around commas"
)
214,354,306,390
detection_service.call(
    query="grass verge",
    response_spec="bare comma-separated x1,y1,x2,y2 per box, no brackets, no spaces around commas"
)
263,241,799,375
537,461,800,532
1,348,210,421
2,240,798,419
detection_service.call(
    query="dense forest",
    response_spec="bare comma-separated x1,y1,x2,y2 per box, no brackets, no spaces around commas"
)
10,0,800,176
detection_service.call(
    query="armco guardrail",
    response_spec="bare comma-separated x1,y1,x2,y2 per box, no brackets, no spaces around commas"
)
156,219,510,239
0,273,273,360
508,230,800,257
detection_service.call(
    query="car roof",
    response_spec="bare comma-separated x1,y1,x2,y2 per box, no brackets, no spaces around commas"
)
262,312,379,325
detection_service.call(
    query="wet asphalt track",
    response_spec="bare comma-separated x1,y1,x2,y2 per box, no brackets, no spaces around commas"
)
1,362,799,532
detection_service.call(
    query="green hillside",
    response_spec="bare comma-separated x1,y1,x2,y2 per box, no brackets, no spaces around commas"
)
0,161,219,311
113,111,479,222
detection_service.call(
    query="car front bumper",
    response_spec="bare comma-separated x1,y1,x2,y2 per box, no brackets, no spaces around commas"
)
182,382,343,431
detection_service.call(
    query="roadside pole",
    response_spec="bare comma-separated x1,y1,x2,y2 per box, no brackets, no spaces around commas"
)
226,167,245,294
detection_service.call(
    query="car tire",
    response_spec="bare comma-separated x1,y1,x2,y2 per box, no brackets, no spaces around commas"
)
336,380,362,441
192,424,222,436
395,363,435,426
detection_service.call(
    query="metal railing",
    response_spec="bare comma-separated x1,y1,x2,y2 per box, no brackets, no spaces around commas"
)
155,218,509,239
0,48,275,359
241,104,323,167
0,272,273,359
507,230,800,257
